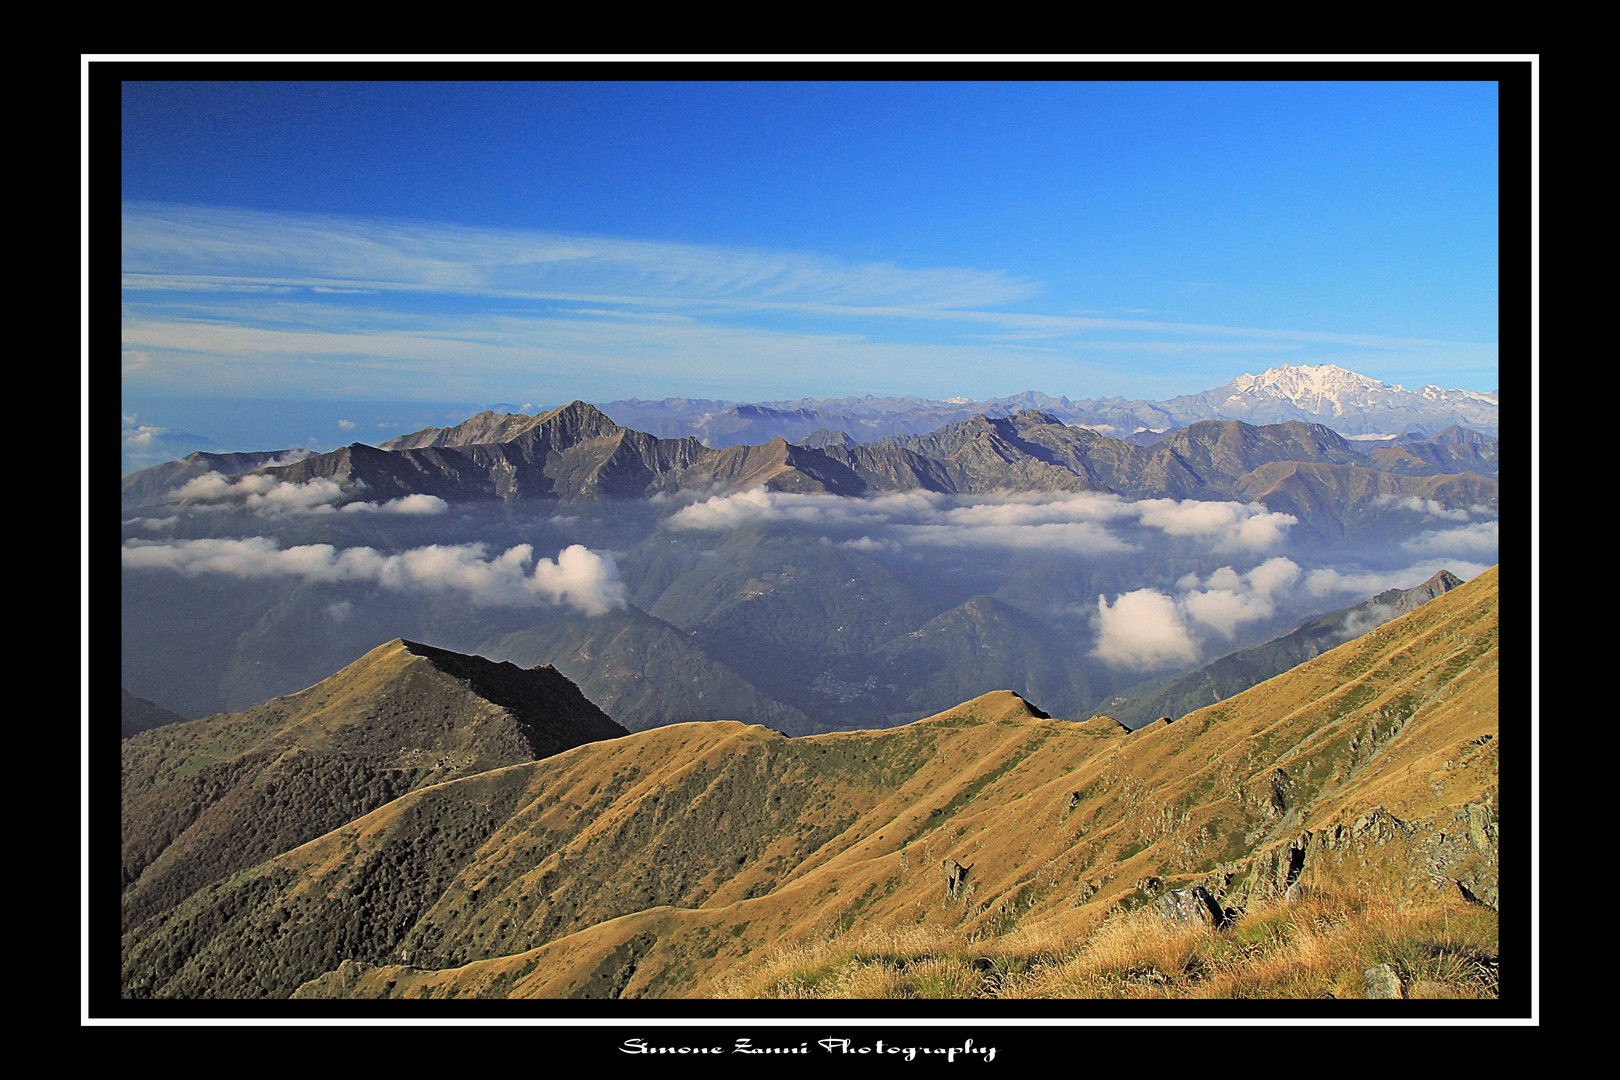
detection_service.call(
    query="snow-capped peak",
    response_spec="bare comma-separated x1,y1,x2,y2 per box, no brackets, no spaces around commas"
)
1229,364,1402,400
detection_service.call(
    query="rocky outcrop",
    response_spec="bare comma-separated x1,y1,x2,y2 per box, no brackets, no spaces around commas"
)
1363,963,1403,999
1155,885,1226,929
943,858,973,900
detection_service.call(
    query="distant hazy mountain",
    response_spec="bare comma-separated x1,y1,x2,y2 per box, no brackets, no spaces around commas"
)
1360,426,1500,479
120,639,625,935
120,688,188,738
1163,365,1498,436
864,594,1098,724
479,605,813,734
120,448,313,510
572,365,1496,445
123,402,1498,553
1099,569,1465,728
1235,462,1498,543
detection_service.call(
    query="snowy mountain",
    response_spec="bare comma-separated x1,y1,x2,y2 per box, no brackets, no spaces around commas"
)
390,365,1498,450
1161,364,1498,437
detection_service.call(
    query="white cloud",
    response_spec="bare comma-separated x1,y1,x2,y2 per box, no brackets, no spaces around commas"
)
1132,498,1298,553
1371,493,1472,521
121,537,626,616
122,516,179,531
169,472,447,517
665,488,1291,556
1338,603,1397,639
1302,559,1491,599
119,203,1498,402
1092,589,1200,670
1401,520,1499,557
339,493,449,516
175,472,348,515
121,202,1040,314
1092,557,1327,670
1176,558,1302,638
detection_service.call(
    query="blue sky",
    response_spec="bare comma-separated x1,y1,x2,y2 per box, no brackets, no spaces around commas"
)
118,76,1504,454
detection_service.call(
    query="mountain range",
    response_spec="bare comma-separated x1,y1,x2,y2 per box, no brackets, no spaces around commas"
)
119,565,1500,1000
123,401,1499,544
562,364,1498,446
120,387,1501,738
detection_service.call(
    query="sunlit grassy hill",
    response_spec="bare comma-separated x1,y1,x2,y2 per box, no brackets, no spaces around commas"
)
123,568,1499,1000
120,639,626,937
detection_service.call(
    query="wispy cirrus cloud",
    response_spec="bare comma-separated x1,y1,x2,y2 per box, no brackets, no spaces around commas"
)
122,202,1039,313
120,203,1498,403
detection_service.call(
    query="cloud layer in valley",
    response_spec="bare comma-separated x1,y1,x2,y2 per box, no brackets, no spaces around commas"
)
121,537,626,616
666,488,1299,555
172,473,448,517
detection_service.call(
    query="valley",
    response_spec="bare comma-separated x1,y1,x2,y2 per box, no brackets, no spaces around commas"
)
114,372,1507,1003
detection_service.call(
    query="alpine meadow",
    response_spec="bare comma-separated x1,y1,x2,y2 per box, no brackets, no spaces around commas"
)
101,72,1527,1023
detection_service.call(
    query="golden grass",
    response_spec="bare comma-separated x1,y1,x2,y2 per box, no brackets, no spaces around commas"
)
714,884,1498,1000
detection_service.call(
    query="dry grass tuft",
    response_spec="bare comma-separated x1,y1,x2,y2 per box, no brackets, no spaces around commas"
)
714,885,1498,1000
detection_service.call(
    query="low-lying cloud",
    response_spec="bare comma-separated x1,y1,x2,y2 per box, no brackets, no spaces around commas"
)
1371,493,1475,521
1092,557,1304,670
174,473,447,517
666,489,1296,555
1402,519,1500,557
1301,559,1491,599
121,537,625,616
1092,588,1202,669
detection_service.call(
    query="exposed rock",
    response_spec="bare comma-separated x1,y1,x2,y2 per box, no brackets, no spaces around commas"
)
1071,876,1108,906
943,858,973,900
1363,963,1403,999
1156,885,1226,928
1268,768,1291,816
1466,801,1494,854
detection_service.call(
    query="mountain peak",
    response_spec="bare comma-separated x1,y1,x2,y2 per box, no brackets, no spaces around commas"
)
1230,364,1399,398
921,688,1052,725
1425,568,1465,591
541,400,617,427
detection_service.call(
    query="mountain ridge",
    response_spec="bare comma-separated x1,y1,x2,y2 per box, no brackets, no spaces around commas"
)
124,403,1499,547
122,567,1499,1000
120,638,627,933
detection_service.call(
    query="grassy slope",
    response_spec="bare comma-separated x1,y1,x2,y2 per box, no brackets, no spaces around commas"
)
120,639,625,936
128,568,1498,999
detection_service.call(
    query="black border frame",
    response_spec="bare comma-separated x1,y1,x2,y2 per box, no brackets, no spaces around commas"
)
89,55,1536,1035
